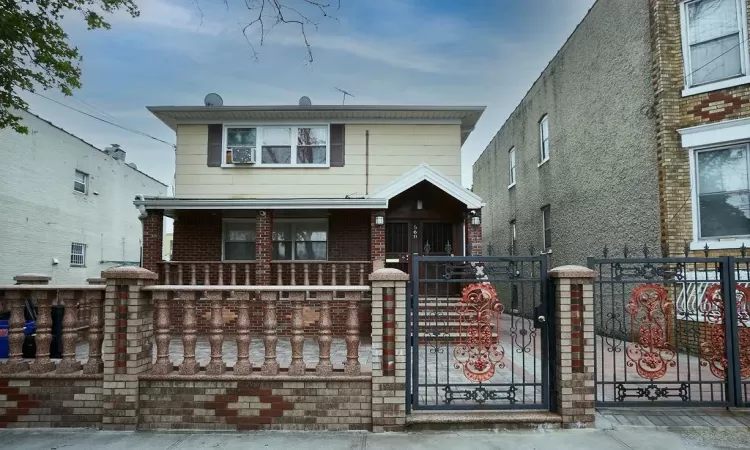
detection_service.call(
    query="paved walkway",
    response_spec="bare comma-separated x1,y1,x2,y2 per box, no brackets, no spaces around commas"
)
2,426,750,449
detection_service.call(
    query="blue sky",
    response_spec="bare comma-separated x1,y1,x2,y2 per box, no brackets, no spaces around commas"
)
22,0,596,191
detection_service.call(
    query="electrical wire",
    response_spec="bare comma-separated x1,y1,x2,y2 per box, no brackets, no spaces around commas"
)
28,91,175,147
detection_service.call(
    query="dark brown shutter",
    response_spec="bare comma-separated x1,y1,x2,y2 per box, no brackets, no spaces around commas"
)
330,124,345,167
207,124,223,167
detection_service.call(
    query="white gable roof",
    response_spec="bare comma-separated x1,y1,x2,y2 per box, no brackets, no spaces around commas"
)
370,164,484,209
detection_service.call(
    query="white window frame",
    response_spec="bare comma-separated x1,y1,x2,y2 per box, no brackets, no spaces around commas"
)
539,115,550,165
222,124,331,168
680,0,750,96
74,170,88,194
509,220,517,255
508,147,517,189
680,117,750,249
70,242,86,267
542,205,552,253
222,218,257,261
272,218,329,261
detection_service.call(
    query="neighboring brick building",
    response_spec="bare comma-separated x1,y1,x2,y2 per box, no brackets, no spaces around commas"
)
473,0,750,264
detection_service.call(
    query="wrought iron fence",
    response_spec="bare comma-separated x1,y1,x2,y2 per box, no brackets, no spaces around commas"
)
588,245,750,407
407,254,552,411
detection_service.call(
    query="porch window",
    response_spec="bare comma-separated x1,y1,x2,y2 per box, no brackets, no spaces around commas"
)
273,219,328,260
223,221,256,260
694,144,750,239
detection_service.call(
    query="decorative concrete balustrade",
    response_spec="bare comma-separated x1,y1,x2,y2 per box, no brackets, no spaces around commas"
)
144,285,370,377
158,261,259,285
272,261,371,286
0,285,105,375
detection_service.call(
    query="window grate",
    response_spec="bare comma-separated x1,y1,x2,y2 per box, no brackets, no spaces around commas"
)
71,242,86,267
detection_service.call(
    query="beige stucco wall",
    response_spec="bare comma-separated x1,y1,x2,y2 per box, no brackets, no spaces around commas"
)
174,123,461,198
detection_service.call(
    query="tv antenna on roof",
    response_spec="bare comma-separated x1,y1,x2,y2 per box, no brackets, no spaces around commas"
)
334,87,354,105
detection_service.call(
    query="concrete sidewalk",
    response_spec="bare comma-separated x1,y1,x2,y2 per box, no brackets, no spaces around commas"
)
2,427,750,450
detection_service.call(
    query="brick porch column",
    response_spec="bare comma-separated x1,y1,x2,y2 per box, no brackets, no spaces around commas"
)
101,266,157,430
255,210,273,285
465,210,482,256
371,210,386,271
141,209,164,273
549,265,596,428
370,267,408,432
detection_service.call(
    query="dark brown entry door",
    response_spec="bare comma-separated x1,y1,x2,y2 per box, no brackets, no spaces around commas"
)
420,222,458,296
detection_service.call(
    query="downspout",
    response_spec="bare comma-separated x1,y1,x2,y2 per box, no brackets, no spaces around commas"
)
365,130,370,195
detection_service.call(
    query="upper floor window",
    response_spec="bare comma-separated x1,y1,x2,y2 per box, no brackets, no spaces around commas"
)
508,147,517,188
273,219,328,261
681,0,750,95
509,220,517,255
71,242,86,267
224,125,329,167
223,220,256,260
539,115,550,163
694,144,750,240
74,170,88,193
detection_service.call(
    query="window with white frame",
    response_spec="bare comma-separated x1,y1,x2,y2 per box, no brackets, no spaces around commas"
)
542,205,551,252
74,170,88,193
224,125,329,167
272,219,328,260
223,220,256,260
693,144,750,240
70,242,86,267
508,147,516,187
539,115,550,163
681,0,748,90
509,220,517,255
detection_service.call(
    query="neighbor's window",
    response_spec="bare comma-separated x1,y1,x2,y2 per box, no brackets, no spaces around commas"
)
682,0,748,88
223,221,256,260
542,205,551,252
71,242,86,267
539,115,550,163
224,125,329,166
74,170,88,193
272,219,328,260
695,145,750,239
508,147,517,187
509,220,518,255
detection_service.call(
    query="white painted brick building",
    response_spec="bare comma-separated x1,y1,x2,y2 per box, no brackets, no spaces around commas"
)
0,110,168,284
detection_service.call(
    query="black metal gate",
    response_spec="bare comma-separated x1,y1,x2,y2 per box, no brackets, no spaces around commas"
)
406,255,553,411
589,252,750,407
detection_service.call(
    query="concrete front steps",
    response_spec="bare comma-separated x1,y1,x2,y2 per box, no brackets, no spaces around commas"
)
406,410,562,431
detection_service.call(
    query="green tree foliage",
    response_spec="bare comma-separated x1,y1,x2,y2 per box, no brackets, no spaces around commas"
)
0,0,140,133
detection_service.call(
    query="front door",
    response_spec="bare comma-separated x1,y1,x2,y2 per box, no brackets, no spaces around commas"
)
385,221,457,275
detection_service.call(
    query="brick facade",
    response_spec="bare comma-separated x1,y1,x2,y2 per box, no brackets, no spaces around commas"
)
650,0,750,256
171,212,223,262
370,210,385,270
138,378,371,431
466,211,482,256
0,377,103,428
141,211,164,273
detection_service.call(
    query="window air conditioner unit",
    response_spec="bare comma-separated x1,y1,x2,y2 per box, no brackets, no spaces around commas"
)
231,147,256,164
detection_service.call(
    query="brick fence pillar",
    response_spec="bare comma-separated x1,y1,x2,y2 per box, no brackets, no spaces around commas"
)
101,266,157,430
141,210,164,273
465,209,482,256
549,265,596,428
371,210,386,271
370,268,409,432
255,210,273,285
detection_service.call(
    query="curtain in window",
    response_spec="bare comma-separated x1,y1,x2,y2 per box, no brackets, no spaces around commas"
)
697,146,750,238
224,223,256,260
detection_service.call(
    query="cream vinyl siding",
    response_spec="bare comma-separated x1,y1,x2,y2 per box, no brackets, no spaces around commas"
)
174,124,461,198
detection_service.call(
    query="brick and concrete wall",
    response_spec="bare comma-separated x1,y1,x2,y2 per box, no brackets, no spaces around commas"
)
138,378,371,431
649,0,750,256
0,377,103,428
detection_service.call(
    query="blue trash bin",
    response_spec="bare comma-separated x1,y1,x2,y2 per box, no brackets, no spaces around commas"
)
0,320,36,359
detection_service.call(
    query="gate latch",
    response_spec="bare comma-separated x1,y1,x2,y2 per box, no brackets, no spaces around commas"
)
533,305,547,328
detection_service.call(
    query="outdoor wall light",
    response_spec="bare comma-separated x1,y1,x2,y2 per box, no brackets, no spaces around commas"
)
375,214,385,226
471,215,481,226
